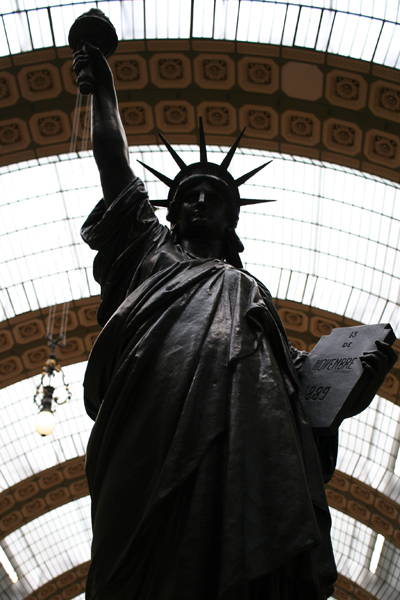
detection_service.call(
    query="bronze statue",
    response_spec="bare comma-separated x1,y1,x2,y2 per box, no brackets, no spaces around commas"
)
73,18,396,600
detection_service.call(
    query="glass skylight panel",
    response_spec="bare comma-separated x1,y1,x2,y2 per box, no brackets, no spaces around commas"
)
3,12,32,53
235,0,253,43
0,362,90,492
0,18,10,56
331,509,375,571
315,8,335,51
193,0,214,38
295,6,320,48
1,497,91,593
0,0,398,69
338,396,400,484
27,8,53,48
1,149,400,331
214,0,239,40
383,23,400,67
376,539,400,590
282,4,299,46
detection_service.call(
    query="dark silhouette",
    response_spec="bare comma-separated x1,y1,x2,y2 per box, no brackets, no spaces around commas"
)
73,27,396,600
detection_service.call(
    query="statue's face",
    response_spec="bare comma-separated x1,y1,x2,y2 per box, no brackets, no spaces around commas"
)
178,181,229,241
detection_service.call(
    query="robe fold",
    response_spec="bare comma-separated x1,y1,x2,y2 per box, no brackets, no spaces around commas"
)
81,178,337,600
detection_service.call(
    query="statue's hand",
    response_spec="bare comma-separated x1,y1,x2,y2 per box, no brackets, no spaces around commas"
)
344,340,397,418
72,42,113,92
361,340,397,380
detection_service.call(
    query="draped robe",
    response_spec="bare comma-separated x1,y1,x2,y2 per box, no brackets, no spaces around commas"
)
81,178,337,600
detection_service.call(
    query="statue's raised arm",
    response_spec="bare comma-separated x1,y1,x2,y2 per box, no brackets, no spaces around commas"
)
71,22,134,207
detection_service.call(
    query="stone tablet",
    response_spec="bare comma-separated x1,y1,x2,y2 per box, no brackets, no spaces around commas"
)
301,323,395,435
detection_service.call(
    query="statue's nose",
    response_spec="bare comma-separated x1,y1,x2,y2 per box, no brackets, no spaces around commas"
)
197,191,206,204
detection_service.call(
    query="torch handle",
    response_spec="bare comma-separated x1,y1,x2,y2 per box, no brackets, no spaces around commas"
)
77,69,95,95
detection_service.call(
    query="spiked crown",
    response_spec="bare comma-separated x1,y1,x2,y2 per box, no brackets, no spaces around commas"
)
138,118,274,223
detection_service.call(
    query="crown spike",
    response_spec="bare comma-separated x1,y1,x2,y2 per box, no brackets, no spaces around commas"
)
220,128,246,170
137,160,173,188
199,116,207,164
239,198,276,206
235,160,272,188
159,133,187,170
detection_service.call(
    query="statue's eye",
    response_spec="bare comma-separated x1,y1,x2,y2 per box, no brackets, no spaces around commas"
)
183,192,197,204
205,193,222,206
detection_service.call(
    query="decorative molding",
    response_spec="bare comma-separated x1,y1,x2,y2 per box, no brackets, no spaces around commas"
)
13,49,56,66
0,456,87,540
193,53,235,89
0,297,100,388
0,45,398,181
325,69,368,110
0,117,31,154
17,63,62,101
149,53,191,88
326,470,400,550
322,119,362,156
364,129,400,169
333,574,378,600
197,101,237,134
154,100,196,133
192,40,235,53
119,102,154,134
237,56,279,94
282,47,325,64
281,62,323,101
281,110,321,146
239,104,279,139
29,110,71,145
22,561,89,600
0,71,19,107
369,80,400,123
109,54,149,90
327,55,370,74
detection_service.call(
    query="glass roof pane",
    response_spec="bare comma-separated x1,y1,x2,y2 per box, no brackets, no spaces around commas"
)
214,0,239,41
282,4,299,46
315,8,335,51
27,8,53,48
3,12,32,53
0,1,400,68
384,23,400,67
4,149,396,325
1,496,91,594
236,0,252,42
0,362,91,493
193,0,213,38
332,509,400,597
0,18,9,56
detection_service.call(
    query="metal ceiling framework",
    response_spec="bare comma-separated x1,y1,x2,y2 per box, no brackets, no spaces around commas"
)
0,2,400,600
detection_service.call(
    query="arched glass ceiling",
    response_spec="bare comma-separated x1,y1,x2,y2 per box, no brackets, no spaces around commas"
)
0,363,400,600
1,146,400,335
0,360,399,599
0,362,91,493
2,361,399,500
2,0,400,68
1,496,91,598
332,510,400,597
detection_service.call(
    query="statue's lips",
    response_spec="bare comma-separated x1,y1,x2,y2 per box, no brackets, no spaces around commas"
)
192,210,210,220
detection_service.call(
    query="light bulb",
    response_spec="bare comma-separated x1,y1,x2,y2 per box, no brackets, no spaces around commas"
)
35,409,55,436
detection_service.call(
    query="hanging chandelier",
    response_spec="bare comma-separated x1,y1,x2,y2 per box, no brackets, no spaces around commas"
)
33,304,71,436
